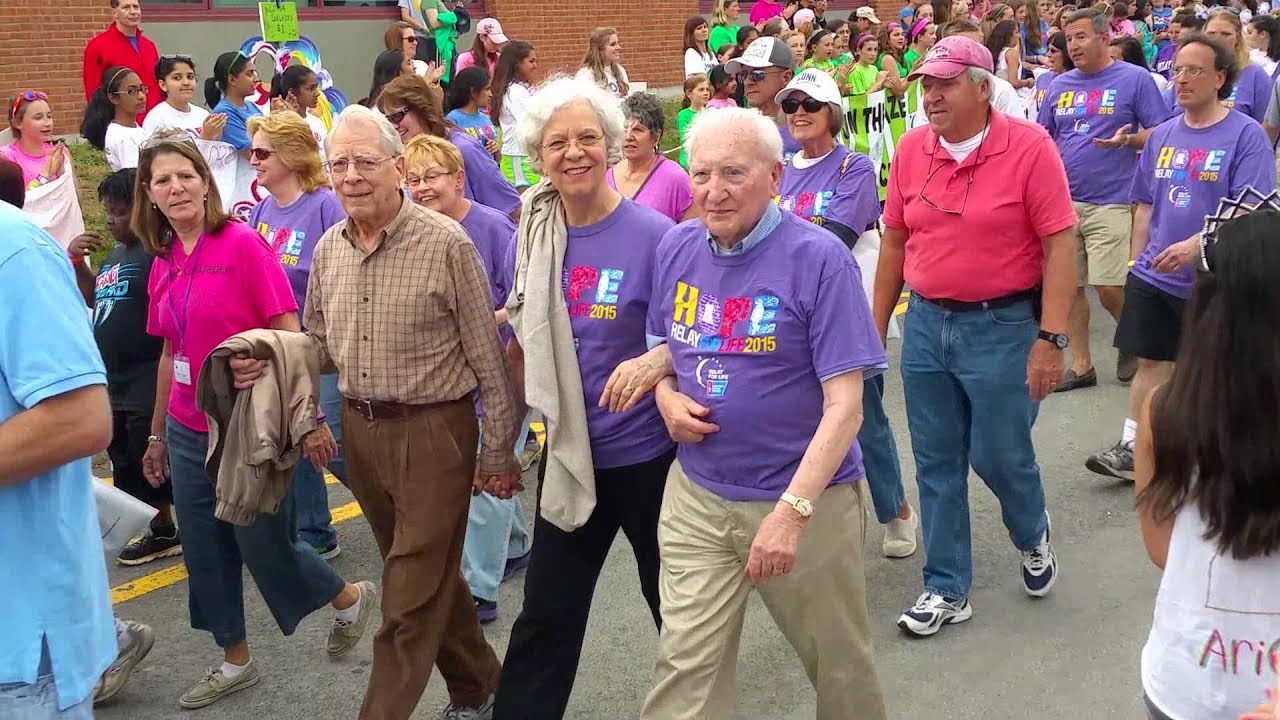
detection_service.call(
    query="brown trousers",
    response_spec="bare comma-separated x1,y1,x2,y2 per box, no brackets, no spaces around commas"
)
342,398,501,720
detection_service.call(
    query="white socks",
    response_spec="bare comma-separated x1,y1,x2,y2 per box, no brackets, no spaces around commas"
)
115,618,131,651
220,660,250,679
1122,418,1138,448
335,585,362,623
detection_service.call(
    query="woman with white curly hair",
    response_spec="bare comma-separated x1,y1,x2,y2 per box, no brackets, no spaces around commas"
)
489,75,678,719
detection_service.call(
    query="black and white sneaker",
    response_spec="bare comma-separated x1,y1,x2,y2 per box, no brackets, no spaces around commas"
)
117,527,182,566
1021,517,1058,597
1085,441,1135,481
897,592,973,637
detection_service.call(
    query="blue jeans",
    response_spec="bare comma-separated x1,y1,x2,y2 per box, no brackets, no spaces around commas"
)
859,374,906,524
167,416,347,648
0,643,93,718
899,296,1049,600
463,416,533,601
294,373,344,548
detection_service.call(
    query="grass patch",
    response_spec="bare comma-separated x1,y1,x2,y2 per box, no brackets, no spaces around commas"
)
69,143,114,266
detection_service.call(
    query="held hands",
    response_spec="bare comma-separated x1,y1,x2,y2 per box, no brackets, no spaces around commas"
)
655,381,720,443
302,423,338,470
202,113,227,142
1151,236,1198,273
1026,339,1063,402
1093,123,1133,150
142,439,170,488
746,504,807,586
475,460,523,499
228,353,267,390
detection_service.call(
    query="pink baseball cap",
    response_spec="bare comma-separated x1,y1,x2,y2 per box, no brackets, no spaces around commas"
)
476,18,509,44
907,36,994,81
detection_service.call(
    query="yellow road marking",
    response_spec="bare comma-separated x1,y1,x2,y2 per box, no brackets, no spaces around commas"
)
111,425,550,606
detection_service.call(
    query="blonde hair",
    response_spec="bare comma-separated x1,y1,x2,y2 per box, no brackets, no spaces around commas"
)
403,134,464,175
247,111,331,192
581,27,630,97
1208,8,1251,70
133,133,229,257
713,0,736,28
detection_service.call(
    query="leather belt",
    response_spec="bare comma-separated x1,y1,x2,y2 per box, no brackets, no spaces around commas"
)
912,288,1037,313
343,396,465,422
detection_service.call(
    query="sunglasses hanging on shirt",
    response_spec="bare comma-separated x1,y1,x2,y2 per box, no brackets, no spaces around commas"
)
1199,186,1280,273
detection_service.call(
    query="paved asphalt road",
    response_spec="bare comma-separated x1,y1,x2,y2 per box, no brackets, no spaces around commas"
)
96,307,1157,720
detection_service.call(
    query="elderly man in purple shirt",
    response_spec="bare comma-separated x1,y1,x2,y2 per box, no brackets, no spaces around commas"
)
638,106,888,720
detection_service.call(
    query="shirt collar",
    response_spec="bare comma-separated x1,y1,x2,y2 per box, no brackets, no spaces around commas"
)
707,202,782,256
340,193,414,254
921,106,1012,166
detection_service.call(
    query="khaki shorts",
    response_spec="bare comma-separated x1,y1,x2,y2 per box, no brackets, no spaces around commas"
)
1072,201,1131,287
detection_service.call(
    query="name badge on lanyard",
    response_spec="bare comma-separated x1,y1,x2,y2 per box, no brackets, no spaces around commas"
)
167,235,206,386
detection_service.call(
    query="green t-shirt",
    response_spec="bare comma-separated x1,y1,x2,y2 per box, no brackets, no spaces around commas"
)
877,53,909,78
903,49,921,73
844,63,879,95
677,107,699,169
710,24,739,56
800,58,838,75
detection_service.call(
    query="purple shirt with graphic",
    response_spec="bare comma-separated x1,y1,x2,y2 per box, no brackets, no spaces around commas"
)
1037,60,1172,205
646,212,886,502
1130,110,1275,298
779,120,801,163
778,146,880,238
248,188,347,314
449,129,521,217
605,157,694,224
460,201,517,309
1166,63,1272,124
1033,70,1059,112
1154,43,1175,80
506,198,675,468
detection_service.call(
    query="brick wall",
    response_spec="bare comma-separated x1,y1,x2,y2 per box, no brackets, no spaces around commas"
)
487,0,699,91
0,0,109,135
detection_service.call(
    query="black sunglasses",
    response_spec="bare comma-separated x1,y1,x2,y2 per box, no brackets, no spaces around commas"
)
384,107,409,125
250,148,277,161
781,96,827,114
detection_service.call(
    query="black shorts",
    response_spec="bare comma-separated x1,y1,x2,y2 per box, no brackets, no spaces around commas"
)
1113,274,1187,362
107,406,172,508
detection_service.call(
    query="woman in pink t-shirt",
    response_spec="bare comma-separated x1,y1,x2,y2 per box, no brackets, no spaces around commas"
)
456,17,509,76
134,136,374,710
605,93,694,223
749,0,786,26
1,91,70,188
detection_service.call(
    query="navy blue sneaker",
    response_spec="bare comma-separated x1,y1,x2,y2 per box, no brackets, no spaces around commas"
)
474,597,497,624
502,550,531,581
897,592,973,637
1022,516,1058,597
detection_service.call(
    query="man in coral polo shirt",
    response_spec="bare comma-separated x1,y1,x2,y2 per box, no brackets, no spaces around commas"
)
872,36,1078,638
83,0,162,117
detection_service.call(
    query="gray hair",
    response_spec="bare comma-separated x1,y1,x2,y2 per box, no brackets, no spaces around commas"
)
1064,7,1109,34
516,75,625,172
622,92,665,139
965,66,997,90
685,107,783,166
326,104,404,157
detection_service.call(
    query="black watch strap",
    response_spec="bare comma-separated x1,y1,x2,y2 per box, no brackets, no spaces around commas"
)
1037,330,1069,349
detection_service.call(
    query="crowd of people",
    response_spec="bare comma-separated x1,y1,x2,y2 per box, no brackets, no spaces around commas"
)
4,0,1280,718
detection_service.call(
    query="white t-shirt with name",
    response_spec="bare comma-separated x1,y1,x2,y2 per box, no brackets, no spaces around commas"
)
575,65,631,98
143,101,211,139
305,113,328,147
104,123,148,171
1142,500,1280,720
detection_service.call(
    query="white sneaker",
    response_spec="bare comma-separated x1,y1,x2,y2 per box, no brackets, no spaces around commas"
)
1021,515,1058,597
442,693,495,720
897,592,973,637
882,505,919,558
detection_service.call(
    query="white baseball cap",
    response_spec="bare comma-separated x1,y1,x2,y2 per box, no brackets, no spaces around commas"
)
774,68,845,132
856,6,883,22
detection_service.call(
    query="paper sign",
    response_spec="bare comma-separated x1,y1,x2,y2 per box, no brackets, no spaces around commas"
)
259,2,299,43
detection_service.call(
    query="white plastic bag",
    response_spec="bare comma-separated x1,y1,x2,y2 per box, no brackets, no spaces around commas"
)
93,477,158,558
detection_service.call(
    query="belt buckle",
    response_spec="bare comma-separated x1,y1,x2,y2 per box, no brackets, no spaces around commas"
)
356,398,375,421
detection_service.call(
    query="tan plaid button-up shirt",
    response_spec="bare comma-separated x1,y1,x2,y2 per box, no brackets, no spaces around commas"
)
304,196,518,473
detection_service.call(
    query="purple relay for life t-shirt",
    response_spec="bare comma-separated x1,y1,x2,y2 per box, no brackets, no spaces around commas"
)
1129,110,1275,299
777,146,881,239
249,187,347,315
646,212,887,502
449,129,522,218
460,201,517,309
1037,60,1172,205
514,198,676,469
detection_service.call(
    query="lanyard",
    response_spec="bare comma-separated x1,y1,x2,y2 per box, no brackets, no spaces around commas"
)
166,233,207,354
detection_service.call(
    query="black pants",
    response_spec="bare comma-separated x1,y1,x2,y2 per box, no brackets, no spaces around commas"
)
493,448,675,720
108,405,171,508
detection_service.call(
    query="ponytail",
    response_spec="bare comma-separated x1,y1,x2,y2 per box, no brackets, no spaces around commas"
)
206,50,249,108
271,65,315,102
80,65,132,151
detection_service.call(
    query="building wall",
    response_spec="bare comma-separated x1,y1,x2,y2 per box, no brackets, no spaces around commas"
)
0,0,108,136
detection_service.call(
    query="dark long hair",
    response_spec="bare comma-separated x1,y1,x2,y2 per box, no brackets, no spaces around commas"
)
447,66,490,113
1109,35,1149,68
490,40,534,124
1142,210,1280,560
1048,31,1075,70
271,65,317,102
80,65,134,150
684,15,711,54
204,51,250,108
1250,15,1280,62
985,19,1020,69
365,50,406,108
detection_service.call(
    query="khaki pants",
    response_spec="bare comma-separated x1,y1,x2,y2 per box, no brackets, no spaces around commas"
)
342,398,501,720
640,462,887,720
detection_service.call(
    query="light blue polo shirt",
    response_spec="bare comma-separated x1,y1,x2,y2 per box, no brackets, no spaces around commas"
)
0,201,115,710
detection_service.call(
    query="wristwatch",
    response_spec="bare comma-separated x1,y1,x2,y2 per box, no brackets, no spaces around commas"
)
1037,330,1069,349
779,492,814,518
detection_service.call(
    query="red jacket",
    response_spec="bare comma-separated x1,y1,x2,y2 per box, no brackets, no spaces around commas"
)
83,23,162,116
